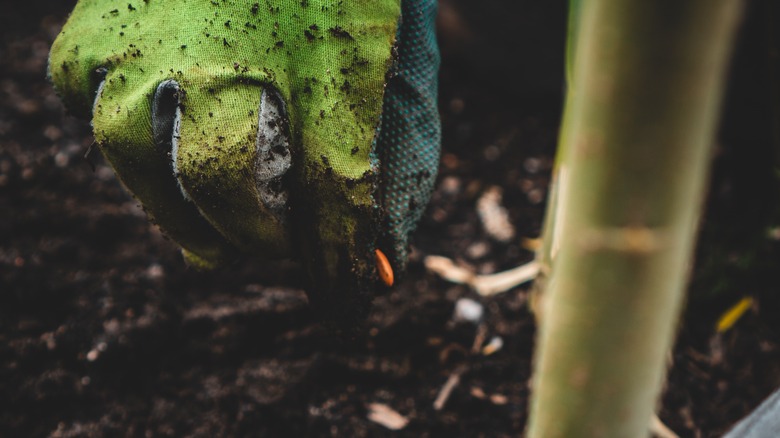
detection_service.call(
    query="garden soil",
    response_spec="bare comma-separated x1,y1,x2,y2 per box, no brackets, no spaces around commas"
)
3,1,780,436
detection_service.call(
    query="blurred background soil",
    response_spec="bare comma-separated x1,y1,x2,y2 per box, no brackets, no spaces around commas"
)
3,0,780,436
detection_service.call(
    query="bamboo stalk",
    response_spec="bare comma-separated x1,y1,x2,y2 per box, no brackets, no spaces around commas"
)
527,1,743,437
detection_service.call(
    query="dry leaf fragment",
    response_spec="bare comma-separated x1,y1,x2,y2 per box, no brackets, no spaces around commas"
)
716,296,753,333
470,387,487,399
367,403,409,430
477,186,515,242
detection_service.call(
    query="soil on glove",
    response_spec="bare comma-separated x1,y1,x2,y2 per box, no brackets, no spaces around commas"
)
3,1,780,436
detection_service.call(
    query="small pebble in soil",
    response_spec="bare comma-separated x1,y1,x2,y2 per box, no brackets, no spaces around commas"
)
145,263,164,279
527,187,545,204
86,341,108,362
466,241,490,259
523,156,543,174
86,349,99,362
453,297,484,324
440,176,461,195
96,165,115,181
482,336,504,355
54,151,69,167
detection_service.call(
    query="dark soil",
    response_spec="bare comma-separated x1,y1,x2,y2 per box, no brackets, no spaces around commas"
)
3,1,780,436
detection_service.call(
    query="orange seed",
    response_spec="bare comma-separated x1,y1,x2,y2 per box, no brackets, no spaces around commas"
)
374,248,394,287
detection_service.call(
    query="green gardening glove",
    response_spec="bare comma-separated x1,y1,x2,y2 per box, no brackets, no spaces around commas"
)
49,0,441,322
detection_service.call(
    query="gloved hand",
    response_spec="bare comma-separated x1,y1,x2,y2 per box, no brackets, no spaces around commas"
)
49,0,440,323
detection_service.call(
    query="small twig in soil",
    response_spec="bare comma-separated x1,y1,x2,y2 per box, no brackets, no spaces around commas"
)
435,322,492,410
471,322,488,354
425,255,540,296
433,364,467,411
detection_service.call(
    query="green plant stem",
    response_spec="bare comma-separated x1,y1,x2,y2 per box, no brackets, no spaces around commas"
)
527,1,742,437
